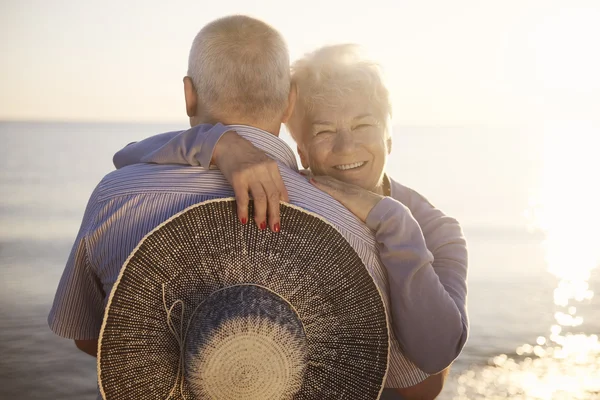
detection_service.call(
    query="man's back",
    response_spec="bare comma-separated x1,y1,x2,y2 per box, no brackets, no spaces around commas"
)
48,127,427,388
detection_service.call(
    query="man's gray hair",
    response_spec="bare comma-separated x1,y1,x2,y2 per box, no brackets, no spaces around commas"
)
188,15,290,123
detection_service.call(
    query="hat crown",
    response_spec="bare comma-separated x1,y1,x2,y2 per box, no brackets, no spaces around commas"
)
184,284,307,399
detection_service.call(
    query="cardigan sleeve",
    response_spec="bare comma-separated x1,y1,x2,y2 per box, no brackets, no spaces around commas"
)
365,192,468,374
113,123,232,169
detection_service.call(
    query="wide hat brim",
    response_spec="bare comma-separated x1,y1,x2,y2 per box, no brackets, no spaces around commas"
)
98,198,389,399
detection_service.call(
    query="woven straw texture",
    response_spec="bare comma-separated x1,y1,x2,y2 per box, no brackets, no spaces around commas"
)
98,199,389,400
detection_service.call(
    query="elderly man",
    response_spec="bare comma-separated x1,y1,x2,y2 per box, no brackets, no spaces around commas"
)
49,15,447,399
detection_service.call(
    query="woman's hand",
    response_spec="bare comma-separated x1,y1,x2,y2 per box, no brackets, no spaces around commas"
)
213,131,289,232
309,176,384,223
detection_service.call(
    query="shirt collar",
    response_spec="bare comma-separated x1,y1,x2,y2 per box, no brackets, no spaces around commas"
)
223,124,299,172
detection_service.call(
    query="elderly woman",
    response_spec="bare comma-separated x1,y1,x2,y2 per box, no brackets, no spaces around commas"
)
114,44,468,398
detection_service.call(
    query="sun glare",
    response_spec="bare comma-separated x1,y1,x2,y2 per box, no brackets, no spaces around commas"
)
453,121,600,399
527,7,600,93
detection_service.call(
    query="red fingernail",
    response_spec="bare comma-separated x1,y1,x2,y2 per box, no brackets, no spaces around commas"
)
241,217,247,225
310,178,316,184
260,221,267,230
274,223,280,232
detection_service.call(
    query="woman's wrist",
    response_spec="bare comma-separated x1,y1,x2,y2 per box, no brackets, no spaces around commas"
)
211,130,240,166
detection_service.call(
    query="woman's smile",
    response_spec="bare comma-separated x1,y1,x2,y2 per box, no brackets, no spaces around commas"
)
333,161,367,171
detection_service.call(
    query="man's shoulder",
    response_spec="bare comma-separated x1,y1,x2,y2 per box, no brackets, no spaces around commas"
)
99,163,186,188
281,170,377,250
94,163,226,202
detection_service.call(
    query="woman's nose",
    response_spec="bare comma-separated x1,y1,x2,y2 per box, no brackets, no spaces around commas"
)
332,130,355,154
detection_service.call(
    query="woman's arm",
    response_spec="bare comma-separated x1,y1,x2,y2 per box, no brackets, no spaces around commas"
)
310,176,468,374
366,196,468,374
112,124,288,231
112,123,232,169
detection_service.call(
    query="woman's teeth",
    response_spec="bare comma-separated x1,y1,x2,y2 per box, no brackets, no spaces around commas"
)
334,161,366,171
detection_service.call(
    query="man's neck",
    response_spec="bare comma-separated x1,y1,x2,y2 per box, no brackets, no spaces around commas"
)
193,117,281,136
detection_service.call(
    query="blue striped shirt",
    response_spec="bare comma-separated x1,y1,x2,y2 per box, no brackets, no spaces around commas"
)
48,125,429,388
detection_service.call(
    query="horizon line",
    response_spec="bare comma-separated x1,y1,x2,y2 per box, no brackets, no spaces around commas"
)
0,118,509,129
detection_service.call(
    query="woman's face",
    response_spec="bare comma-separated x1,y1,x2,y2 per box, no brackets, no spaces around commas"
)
297,93,391,193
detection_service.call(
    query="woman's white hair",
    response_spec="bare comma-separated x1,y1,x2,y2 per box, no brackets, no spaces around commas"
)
286,44,392,141
188,15,290,123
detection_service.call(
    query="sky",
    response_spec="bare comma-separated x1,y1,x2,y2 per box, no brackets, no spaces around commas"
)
1,0,599,125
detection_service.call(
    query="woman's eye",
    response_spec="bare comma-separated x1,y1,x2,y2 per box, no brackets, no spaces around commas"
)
316,130,334,135
354,124,372,130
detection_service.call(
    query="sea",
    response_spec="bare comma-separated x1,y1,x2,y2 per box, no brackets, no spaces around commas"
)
1,121,599,399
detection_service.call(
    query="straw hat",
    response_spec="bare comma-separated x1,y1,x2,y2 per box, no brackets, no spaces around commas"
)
98,198,389,399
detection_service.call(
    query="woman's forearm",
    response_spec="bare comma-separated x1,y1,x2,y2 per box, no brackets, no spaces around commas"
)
113,123,232,169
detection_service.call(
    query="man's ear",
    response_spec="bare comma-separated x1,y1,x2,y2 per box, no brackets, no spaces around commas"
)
297,145,310,169
281,83,297,123
386,136,393,155
183,76,198,118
